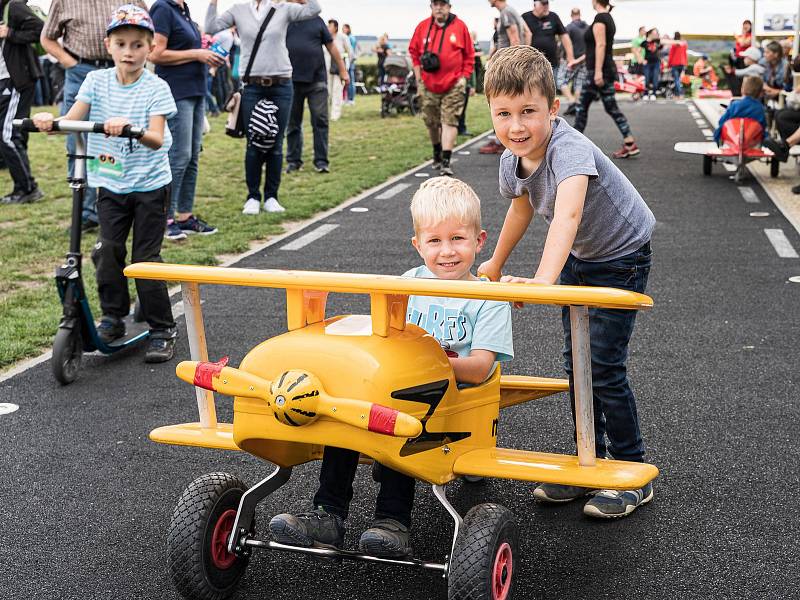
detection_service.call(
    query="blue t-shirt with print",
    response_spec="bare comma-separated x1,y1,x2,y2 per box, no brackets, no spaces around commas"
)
403,265,514,363
77,68,177,194
150,0,207,101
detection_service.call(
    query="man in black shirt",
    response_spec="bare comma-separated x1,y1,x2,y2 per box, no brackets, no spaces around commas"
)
286,17,348,174
522,0,574,77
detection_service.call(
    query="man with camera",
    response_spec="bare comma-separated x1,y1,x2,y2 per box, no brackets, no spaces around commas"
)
409,0,474,177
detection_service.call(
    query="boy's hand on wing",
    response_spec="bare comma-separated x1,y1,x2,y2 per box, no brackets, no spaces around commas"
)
500,275,547,308
104,117,131,137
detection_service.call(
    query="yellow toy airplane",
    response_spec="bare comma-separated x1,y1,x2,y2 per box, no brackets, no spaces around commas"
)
124,263,657,600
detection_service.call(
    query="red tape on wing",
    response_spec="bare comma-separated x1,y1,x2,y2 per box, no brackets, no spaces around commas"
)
368,404,399,435
193,357,229,390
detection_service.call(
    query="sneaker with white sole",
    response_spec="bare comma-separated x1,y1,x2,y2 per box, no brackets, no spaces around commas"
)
533,483,595,503
264,197,286,212
242,197,261,215
269,506,345,549
583,482,653,519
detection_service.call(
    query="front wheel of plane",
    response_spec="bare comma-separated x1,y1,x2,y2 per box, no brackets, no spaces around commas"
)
52,326,82,385
168,473,250,600
447,503,518,600
703,155,713,176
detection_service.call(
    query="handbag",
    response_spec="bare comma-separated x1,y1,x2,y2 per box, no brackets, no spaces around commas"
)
225,6,276,138
420,15,451,73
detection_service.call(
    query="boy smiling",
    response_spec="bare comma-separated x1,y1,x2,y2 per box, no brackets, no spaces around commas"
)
478,46,656,518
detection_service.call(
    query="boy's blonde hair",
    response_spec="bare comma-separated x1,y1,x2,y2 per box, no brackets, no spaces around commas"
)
741,75,764,98
410,177,482,233
484,46,556,106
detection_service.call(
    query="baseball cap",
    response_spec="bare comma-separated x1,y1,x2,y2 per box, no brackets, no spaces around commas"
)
741,46,762,62
107,4,155,35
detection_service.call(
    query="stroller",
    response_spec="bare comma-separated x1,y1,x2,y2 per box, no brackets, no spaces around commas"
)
379,54,420,117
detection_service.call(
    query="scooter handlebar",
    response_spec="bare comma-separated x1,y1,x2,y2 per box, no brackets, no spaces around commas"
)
12,118,145,139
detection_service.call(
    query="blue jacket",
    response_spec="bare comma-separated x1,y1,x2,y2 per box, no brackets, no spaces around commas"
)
714,96,767,144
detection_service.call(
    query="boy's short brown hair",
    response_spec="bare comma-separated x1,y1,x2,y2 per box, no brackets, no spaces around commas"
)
741,75,764,98
484,46,556,107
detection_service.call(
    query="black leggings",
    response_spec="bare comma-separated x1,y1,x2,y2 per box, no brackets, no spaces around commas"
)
573,80,632,139
775,108,800,141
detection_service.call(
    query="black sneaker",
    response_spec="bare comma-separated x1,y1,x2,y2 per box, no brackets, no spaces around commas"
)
315,164,330,173
81,219,100,233
764,138,790,162
97,316,125,345
269,506,345,549
0,189,21,204
285,162,302,173
432,155,443,170
792,184,800,195
358,518,412,558
177,215,217,235
144,335,176,363
2,187,43,204
164,221,187,241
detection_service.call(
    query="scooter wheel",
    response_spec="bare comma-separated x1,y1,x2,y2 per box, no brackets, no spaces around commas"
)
52,327,82,385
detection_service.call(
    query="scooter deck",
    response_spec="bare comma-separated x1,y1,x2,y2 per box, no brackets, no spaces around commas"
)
104,313,149,349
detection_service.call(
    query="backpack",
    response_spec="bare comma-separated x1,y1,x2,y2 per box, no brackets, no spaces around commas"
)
247,98,279,152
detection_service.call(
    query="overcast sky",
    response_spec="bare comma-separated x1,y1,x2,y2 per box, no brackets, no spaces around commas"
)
34,0,800,40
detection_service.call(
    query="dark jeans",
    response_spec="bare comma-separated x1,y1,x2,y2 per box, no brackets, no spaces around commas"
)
93,185,175,334
560,242,653,463
643,62,660,92
0,79,36,194
242,80,293,202
775,107,800,141
457,86,471,134
286,80,329,169
63,63,99,223
574,80,632,139
313,446,416,528
671,65,684,96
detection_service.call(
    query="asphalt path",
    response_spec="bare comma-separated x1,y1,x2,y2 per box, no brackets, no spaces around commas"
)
2,99,799,600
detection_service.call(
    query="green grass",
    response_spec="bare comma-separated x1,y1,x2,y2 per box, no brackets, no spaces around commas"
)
0,94,493,369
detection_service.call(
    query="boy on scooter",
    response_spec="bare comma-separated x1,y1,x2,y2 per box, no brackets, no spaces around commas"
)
32,4,178,362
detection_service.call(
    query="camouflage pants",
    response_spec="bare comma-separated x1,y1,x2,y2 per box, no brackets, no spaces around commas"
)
421,79,467,130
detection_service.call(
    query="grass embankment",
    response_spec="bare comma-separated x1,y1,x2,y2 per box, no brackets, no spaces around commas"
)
0,94,493,369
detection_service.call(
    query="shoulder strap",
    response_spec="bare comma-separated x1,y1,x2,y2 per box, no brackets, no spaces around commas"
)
423,17,434,52
243,6,276,82
436,15,452,55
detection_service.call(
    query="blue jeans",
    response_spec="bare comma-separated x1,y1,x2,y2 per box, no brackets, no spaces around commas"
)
671,66,684,96
560,242,653,462
347,62,356,101
644,62,660,93
241,81,293,202
286,81,329,169
63,63,99,223
166,96,204,219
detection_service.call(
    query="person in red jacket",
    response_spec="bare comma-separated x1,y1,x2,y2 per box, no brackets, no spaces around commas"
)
667,31,688,97
409,0,474,176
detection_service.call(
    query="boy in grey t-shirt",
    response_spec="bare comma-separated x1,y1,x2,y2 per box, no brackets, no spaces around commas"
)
478,46,656,520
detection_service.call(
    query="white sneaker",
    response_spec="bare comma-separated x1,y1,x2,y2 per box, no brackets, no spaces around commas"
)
242,197,261,215
263,197,285,213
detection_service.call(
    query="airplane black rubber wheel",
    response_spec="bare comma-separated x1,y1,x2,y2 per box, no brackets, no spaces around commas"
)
703,155,712,176
447,503,518,600
168,473,250,600
771,157,780,178
52,326,82,385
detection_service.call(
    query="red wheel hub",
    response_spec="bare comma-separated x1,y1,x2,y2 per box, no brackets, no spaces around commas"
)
210,509,238,570
492,542,513,600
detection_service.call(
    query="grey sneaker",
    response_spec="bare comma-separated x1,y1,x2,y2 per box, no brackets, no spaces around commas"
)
358,518,412,558
583,482,653,519
533,483,594,503
97,316,125,345
269,506,345,549
439,162,454,177
144,335,176,363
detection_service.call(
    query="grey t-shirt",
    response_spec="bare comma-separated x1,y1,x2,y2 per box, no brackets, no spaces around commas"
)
496,5,526,49
499,117,655,262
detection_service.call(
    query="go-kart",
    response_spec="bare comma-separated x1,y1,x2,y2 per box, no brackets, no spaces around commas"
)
124,262,658,600
674,117,778,183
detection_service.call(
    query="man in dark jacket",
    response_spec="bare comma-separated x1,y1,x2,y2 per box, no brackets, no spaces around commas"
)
0,0,43,204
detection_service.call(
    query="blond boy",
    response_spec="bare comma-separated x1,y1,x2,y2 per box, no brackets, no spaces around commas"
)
269,177,513,557
478,46,656,518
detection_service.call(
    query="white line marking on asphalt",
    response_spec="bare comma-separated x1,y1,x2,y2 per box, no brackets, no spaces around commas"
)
750,211,770,217
738,187,760,203
375,182,411,200
789,275,800,283
415,172,430,177
0,403,19,415
280,224,340,251
701,128,713,136
723,163,737,172
458,150,471,155
350,207,369,212
764,229,800,257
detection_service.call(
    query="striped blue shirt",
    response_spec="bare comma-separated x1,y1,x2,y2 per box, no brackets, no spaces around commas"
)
77,68,177,194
